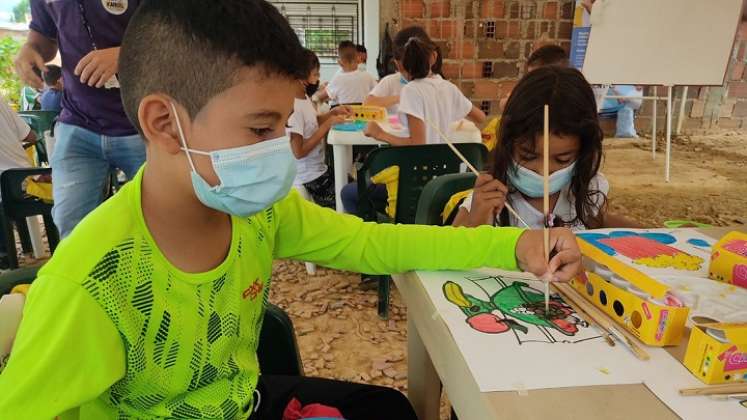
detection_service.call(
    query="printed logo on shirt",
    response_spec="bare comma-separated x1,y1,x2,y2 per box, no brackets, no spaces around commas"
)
242,279,264,301
102,0,128,15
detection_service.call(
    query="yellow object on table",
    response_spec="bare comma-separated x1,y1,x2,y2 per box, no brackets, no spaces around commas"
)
709,231,747,290
683,322,747,384
349,105,386,122
574,238,690,346
481,117,501,152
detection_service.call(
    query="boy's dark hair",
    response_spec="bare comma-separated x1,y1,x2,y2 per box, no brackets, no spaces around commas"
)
301,48,320,78
338,41,357,63
43,65,62,86
393,26,442,76
526,45,569,70
119,0,305,133
493,66,605,229
338,40,356,52
402,37,436,80
356,44,367,54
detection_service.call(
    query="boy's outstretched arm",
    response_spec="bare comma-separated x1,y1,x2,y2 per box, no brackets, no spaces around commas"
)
274,191,581,281
0,275,125,417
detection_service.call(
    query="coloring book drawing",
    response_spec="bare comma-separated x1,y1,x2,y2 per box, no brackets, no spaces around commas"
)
417,270,747,419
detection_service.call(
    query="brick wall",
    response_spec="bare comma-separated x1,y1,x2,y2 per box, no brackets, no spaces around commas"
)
386,0,747,135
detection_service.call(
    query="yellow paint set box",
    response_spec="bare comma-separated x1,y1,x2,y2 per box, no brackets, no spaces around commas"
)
348,105,386,122
573,238,690,346
709,231,747,289
683,322,747,384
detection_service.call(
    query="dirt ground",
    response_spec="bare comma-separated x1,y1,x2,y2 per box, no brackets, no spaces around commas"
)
13,132,746,418
267,132,746,417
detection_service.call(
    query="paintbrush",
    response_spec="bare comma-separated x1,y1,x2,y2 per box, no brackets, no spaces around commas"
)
543,105,551,315
422,118,530,228
680,383,747,397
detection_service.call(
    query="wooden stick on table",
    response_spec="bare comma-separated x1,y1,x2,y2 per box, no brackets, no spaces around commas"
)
679,383,747,397
422,118,530,228
543,105,551,314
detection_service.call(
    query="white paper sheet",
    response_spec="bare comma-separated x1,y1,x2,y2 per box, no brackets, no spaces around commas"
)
417,270,747,419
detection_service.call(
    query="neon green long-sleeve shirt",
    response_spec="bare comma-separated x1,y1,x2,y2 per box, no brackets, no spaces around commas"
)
0,167,523,419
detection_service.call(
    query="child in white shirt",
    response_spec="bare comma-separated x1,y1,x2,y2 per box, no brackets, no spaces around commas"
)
364,37,485,145
365,26,442,114
453,66,640,230
288,49,351,208
320,42,376,106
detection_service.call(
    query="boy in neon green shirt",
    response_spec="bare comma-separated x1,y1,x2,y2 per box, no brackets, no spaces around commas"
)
0,1,581,418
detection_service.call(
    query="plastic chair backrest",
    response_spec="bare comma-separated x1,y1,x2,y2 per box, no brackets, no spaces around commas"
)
415,173,478,226
257,303,304,376
0,266,41,295
18,110,58,135
0,168,53,217
358,143,486,224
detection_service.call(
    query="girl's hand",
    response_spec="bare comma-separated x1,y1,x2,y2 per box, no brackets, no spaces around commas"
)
327,115,347,126
331,105,353,117
468,174,508,226
364,122,384,139
515,228,582,283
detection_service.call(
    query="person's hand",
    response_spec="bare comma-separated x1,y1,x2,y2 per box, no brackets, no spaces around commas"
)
331,105,353,118
581,0,595,13
14,44,46,89
74,47,120,88
515,228,582,283
468,174,507,226
364,122,384,139
327,114,347,126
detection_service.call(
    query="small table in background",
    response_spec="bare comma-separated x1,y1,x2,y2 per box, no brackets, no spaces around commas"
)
326,119,483,213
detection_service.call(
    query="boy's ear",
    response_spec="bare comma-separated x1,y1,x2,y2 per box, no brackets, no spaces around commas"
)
138,94,183,155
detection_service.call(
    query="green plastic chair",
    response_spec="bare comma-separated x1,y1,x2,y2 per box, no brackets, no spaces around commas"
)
0,267,304,376
415,173,478,226
17,110,59,136
356,143,487,318
0,168,60,269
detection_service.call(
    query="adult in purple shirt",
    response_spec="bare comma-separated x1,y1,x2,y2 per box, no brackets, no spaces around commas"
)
14,0,145,238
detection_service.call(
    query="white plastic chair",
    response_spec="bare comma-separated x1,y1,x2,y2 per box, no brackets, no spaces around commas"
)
293,185,317,275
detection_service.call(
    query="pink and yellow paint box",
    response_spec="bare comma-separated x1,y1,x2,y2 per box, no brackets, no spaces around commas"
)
684,321,747,385
709,231,747,290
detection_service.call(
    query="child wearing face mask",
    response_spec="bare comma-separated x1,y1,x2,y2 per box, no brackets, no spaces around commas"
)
288,49,351,208
0,2,584,419
453,66,640,230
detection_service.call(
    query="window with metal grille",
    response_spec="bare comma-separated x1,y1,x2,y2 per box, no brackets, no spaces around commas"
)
480,100,491,114
485,21,496,39
271,1,360,61
482,62,493,78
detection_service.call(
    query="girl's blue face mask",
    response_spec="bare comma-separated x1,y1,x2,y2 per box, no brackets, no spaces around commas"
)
171,102,297,217
508,161,577,198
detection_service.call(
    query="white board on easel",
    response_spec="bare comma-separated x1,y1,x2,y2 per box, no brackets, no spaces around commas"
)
583,0,741,86
581,0,742,182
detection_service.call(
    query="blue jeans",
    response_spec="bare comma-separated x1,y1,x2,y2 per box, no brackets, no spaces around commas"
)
51,123,146,237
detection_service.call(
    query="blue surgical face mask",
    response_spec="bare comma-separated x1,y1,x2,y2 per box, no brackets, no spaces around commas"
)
508,161,577,198
171,102,297,217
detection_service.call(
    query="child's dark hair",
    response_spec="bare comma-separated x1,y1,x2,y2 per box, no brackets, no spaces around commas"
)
338,40,356,52
43,65,62,85
393,26,442,75
402,37,436,80
118,0,305,134
527,45,569,70
301,48,320,78
493,66,605,229
338,41,358,63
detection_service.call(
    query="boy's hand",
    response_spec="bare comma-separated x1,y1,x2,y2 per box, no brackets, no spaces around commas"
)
364,122,383,139
515,228,582,283
468,174,507,226
331,105,352,117
75,47,120,88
